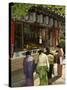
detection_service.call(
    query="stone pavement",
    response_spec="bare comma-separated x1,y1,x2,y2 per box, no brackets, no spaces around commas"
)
11,64,65,87
52,64,65,85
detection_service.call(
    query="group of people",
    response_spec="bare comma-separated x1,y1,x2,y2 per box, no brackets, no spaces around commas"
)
23,45,64,86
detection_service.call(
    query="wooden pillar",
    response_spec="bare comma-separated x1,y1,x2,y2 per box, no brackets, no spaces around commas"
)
21,22,24,49
52,29,56,47
11,19,15,47
58,28,60,44
11,19,15,56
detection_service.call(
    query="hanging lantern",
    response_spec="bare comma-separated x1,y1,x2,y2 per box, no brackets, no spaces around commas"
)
44,16,49,25
54,20,57,28
39,35,42,44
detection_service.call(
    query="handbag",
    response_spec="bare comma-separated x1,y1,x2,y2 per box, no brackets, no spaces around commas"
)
33,71,40,86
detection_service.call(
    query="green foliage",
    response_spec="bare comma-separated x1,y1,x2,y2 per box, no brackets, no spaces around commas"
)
47,5,65,14
11,3,65,19
11,3,34,18
59,39,65,49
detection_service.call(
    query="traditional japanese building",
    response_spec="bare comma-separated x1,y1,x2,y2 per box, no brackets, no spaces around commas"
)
11,6,65,51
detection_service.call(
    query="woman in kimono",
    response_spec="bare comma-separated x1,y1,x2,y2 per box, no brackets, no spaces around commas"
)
45,47,54,84
36,50,49,85
23,51,34,86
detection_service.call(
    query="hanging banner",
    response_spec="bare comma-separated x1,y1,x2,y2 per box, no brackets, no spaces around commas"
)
49,18,53,27
44,16,49,25
37,14,43,23
33,12,36,22
30,12,36,22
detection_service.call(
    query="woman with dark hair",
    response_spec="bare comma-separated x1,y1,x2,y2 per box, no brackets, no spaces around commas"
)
23,51,34,86
36,50,49,85
45,47,54,84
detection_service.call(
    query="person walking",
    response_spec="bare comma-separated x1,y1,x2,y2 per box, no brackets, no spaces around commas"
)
45,47,54,84
36,50,49,85
53,50,59,77
23,51,34,86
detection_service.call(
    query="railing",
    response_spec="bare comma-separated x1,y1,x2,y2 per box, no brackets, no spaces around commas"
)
11,48,41,60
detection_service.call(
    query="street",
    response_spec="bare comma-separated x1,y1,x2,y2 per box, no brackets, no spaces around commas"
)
52,64,65,85
11,64,65,87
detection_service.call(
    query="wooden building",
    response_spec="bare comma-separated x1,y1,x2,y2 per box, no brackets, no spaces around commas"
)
11,6,65,51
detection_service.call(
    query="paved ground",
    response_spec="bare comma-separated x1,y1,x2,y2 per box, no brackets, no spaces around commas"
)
52,64,65,85
11,64,65,87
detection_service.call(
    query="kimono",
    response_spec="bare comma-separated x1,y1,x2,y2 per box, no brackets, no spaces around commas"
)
23,55,34,86
36,53,49,85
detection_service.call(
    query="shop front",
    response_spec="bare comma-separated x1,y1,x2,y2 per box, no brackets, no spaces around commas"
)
11,6,64,52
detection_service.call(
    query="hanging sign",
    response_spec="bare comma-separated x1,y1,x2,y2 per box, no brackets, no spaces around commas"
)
39,35,42,44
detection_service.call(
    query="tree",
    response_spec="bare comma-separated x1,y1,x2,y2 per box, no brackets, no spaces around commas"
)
11,3,65,19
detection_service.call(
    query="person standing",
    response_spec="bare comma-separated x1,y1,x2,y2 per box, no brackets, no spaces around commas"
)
23,51,34,86
53,51,59,77
36,50,49,85
45,47,54,84
56,45,64,77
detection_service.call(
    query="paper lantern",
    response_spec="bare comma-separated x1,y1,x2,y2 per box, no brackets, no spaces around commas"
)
39,35,42,44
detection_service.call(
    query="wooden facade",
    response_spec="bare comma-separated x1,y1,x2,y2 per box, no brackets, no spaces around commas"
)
11,6,64,51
